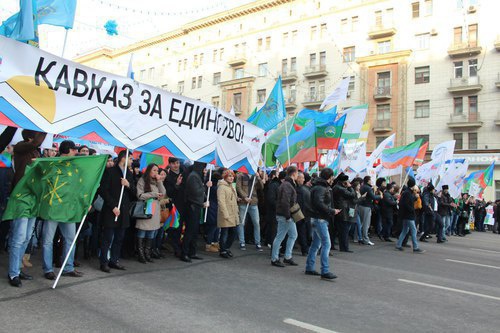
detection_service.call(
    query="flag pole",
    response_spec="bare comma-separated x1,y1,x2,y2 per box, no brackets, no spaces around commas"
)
114,149,130,222
284,117,291,166
203,167,213,223
52,213,88,289
242,175,257,222
61,29,69,58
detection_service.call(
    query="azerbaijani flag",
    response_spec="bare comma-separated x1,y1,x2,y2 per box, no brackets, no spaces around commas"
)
414,141,429,166
275,121,316,166
316,114,346,150
139,152,168,171
163,205,180,230
381,139,423,169
463,161,494,194
0,152,12,168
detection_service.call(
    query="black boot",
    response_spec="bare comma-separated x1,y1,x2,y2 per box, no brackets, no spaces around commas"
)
151,248,161,259
136,237,146,264
83,236,91,259
144,238,154,263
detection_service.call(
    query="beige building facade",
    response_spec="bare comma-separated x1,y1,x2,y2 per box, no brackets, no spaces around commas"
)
75,0,500,199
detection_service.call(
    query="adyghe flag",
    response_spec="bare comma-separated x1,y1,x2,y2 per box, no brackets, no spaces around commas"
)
2,155,107,223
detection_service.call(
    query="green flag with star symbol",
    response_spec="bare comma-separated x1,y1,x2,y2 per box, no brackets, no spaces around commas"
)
2,155,107,223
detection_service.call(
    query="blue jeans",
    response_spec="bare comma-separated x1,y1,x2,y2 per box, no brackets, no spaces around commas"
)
306,218,331,275
441,215,451,238
42,220,76,274
271,215,297,261
8,217,36,279
397,219,419,250
136,229,155,239
237,205,261,246
450,213,459,235
354,214,362,241
100,227,126,265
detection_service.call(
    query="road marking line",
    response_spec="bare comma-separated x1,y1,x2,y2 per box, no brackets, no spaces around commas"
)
283,318,340,333
398,279,500,301
470,248,500,254
445,259,500,270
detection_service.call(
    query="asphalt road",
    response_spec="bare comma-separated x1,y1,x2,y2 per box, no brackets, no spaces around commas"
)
1,232,500,333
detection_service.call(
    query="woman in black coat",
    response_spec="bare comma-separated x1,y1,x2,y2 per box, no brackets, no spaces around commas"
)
98,151,136,272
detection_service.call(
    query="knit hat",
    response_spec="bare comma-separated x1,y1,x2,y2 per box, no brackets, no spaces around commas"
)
442,185,449,190
407,177,416,188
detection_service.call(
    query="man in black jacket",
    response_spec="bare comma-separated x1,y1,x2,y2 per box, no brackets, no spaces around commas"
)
164,157,186,257
420,183,444,243
381,183,398,241
271,166,299,267
438,185,455,238
332,173,356,253
98,150,136,273
395,177,424,253
305,168,341,281
358,176,381,246
296,171,313,256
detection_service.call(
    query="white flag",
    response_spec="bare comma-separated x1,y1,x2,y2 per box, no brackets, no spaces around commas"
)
320,77,350,110
431,140,455,162
415,160,441,187
367,133,396,167
340,141,366,173
436,159,468,198
376,164,402,178
339,104,368,140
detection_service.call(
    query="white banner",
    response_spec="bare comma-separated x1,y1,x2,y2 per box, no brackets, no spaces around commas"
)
0,36,264,173
435,159,468,198
340,141,366,174
431,140,455,162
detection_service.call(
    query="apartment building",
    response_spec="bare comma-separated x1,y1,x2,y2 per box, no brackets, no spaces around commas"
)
75,0,500,199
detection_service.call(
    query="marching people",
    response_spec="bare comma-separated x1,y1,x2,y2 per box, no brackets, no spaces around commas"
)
271,166,299,267
164,157,186,257
420,183,445,243
305,168,341,280
135,163,166,263
205,170,222,253
98,150,135,273
236,170,264,251
217,169,239,258
395,177,424,253
296,171,313,256
381,183,398,242
332,173,356,253
438,185,455,239
358,176,381,246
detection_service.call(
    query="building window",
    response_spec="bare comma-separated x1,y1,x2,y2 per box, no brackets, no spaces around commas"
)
453,97,463,115
233,93,242,115
309,53,317,67
258,63,268,77
183,59,187,71
341,18,348,33
377,71,391,90
310,25,317,40
291,30,297,44
199,53,204,66
378,40,391,54
468,59,478,77
234,68,244,79
415,135,430,144
376,136,389,147
496,180,500,200
257,38,263,51
139,70,146,80
454,61,463,78
416,33,430,49
219,48,224,60
351,16,359,32
375,10,382,26
415,66,430,83
193,55,198,67
290,57,297,72
454,27,462,45
468,133,478,149
424,0,433,15
282,32,288,46
213,49,217,62
468,24,478,47
197,76,202,88
343,76,355,91
177,60,182,72
308,81,316,99
415,100,430,118
257,89,267,103
319,51,326,68
191,77,196,89
288,84,297,101
212,96,220,108
454,133,463,150
148,67,155,80
412,2,420,18
343,46,355,62
177,81,184,94
320,23,327,38
318,80,325,99
468,96,478,114
213,72,221,85
281,59,288,75
265,36,271,50
376,104,391,128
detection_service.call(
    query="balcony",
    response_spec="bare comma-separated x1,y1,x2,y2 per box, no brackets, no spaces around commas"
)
285,96,297,110
373,86,392,100
303,65,328,78
278,71,298,83
447,76,482,93
227,53,247,67
447,112,483,128
302,93,325,107
373,119,392,133
368,22,397,39
447,41,482,58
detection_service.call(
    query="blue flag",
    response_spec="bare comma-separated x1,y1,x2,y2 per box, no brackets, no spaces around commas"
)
37,0,77,29
295,108,337,127
249,76,286,132
322,106,337,115
0,0,35,42
406,166,415,179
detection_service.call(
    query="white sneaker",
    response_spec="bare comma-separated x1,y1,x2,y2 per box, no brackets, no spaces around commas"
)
367,241,375,246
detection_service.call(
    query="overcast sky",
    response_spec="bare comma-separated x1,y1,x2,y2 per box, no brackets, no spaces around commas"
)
1,0,253,58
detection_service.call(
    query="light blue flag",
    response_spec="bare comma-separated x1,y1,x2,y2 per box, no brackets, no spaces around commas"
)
0,0,35,41
323,106,337,115
249,76,286,132
295,108,337,126
406,166,415,179
37,0,77,29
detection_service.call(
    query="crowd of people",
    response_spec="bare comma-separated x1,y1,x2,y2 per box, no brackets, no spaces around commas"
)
1,127,499,287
